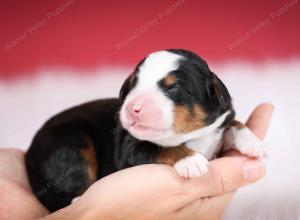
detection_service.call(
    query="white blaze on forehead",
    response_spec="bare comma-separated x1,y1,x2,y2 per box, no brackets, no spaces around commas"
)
120,50,182,140
136,51,183,89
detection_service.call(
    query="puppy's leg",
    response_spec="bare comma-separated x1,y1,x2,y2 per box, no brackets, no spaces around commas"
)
156,146,209,178
116,133,209,178
223,120,267,158
174,153,209,178
26,122,98,212
72,196,80,203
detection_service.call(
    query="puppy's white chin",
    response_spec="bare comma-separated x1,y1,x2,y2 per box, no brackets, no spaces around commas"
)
127,124,168,141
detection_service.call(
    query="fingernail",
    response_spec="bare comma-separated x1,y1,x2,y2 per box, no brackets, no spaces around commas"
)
243,160,265,183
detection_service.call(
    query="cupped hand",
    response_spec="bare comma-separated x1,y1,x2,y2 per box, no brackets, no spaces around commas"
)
0,149,49,220
44,103,273,220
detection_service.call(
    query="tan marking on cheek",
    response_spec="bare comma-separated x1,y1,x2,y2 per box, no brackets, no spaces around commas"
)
80,139,98,187
163,75,177,87
156,145,194,166
173,104,207,133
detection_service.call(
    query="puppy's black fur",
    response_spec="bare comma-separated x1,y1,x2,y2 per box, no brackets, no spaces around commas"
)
26,99,120,211
26,49,234,212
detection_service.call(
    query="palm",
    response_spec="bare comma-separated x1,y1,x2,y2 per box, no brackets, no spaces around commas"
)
0,104,273,220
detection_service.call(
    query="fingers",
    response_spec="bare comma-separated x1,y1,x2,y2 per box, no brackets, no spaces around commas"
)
0,180,49,219
246,103,274,139
182,156,265,200
176,192,233,220
0,148,30,189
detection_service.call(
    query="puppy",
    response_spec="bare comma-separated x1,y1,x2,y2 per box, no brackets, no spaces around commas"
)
26,49,266,212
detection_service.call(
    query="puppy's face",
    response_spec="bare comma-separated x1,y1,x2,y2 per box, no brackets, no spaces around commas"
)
119,49,231,146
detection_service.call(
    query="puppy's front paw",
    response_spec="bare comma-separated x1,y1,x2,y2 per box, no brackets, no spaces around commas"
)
234,128,267,158
174,153,209,178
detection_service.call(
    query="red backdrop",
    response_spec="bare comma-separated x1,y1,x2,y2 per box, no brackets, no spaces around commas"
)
0,0,299,78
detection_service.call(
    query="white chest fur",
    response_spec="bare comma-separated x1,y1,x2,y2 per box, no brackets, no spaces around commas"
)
185,129,224,160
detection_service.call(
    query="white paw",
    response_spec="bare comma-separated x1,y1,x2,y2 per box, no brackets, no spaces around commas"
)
71,196,80,203
174,153,209,178
234,128,267,158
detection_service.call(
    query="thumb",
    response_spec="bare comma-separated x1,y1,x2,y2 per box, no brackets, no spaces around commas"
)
183,156,265,199
179,103,272,203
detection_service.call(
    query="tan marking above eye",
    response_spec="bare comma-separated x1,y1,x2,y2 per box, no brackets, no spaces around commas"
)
173,104,207,133
163,74,177,87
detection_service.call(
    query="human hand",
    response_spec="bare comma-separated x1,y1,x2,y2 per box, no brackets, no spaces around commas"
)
43,103,273,220
0,149,49,220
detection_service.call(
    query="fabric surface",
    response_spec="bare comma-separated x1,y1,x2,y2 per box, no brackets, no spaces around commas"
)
0,61,300,219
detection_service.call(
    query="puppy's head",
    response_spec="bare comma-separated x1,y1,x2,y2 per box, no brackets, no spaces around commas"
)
119,49,232,146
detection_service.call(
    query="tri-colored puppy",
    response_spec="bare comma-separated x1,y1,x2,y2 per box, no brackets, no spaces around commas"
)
26,49,266,212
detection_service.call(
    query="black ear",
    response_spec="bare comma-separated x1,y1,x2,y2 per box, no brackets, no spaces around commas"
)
206,74,231,110
119,74,134,102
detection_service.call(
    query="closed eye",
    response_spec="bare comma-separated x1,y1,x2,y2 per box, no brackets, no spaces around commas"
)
165,83,179,94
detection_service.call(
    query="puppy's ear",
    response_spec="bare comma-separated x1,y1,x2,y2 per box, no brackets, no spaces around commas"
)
119,74,135,102
206,74,231,110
